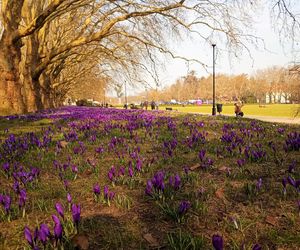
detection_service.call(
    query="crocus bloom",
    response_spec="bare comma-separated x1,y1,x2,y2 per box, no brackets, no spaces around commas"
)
52,214,60,225
174,174,181,189
54,222,63,240
128,166,134,177
93,183,100,195
24,226,34,247
237,159,245,167
71,165,78,173
67,193,72,203
256,178,262,190
198,149,206,162
119,166,125,176
145,180,153,196
39,224,50,245
71,204,81,226
178,201,191,215
3,195,11,213
19,189,27,208
212,234,223,250
252,244,262,250
104,185,109,199
55,202,64,219
287,176,296,187
282,177,288,188
2,162,9,172
109,192,115,200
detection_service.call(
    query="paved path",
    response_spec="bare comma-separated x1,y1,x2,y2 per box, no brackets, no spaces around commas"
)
244,115,300,124
176,111,300,125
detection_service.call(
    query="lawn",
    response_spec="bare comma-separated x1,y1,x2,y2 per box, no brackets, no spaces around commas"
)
160,104,299,117
0,107,299,249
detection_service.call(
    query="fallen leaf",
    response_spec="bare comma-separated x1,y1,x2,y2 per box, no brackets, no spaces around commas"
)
71,234,89,250
190,164,200,171
265,216,277,226
215,188,225,200
219,166,228,172
143,233,159,247
60,141,68,148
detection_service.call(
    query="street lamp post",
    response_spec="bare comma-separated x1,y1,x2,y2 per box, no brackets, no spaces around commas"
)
103,87,106,105
212,44,216,116
124,81,128,105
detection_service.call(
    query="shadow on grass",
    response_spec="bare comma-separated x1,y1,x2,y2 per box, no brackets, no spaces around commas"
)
77,214,146,250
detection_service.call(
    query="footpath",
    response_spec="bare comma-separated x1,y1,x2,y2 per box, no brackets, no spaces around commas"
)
243,115,300,124
178,111,300,125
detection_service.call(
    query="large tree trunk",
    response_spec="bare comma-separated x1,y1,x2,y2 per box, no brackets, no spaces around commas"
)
0,34,26,114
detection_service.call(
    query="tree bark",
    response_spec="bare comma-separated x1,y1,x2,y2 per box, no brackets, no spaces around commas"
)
0,33,26,114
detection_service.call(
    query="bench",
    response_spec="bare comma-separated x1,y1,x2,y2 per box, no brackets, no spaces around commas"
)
165,107,177,111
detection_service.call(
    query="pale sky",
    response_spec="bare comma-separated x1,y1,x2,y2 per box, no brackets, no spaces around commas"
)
125,3,299,96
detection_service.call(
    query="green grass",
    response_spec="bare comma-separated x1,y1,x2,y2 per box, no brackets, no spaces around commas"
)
160,104,299,117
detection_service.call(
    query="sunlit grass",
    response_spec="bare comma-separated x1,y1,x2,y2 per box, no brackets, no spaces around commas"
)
160,104,299,117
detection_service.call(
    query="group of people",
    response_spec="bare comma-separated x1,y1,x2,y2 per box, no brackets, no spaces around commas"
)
141,100,158,110
124,100,159,110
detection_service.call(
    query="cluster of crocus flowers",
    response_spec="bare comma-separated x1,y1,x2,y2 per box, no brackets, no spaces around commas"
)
169,174,181,190
93,184,115,205
145,171,166,197
24,224,51,249
284,132,300,151
0,194,11,214
108,166,116,182
178,201,191,216
72,204,81,229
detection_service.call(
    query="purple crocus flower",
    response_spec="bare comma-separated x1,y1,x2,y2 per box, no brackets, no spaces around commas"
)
13,181,20,193
128,165,134,177
3,195,11,213
174,174,181,189
55,202,64,219
104,185,109,199
252,243,262,250
39,223,50,245
212,234,223,250
109,192,115,200
198,149,206,162
145,180,153,196
93,183,101,195
19,189,27,208
108,171,114,181
256,178,262,190
63,180,69,190
183,166,189,175
288,161,296,173
71,165,78,173
52,214,61,225
24,226,34,247
178,201,191,215
119,166,125,176
54,222,63,240
287,176,296,187
71,204,81,226
33,227,39,246
2,162,9,172
282,177,288,188
136,158,142,172
237,159,245,167
67,193,72,203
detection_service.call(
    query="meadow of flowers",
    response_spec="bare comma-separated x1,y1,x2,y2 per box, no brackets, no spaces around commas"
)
0,106,299,249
